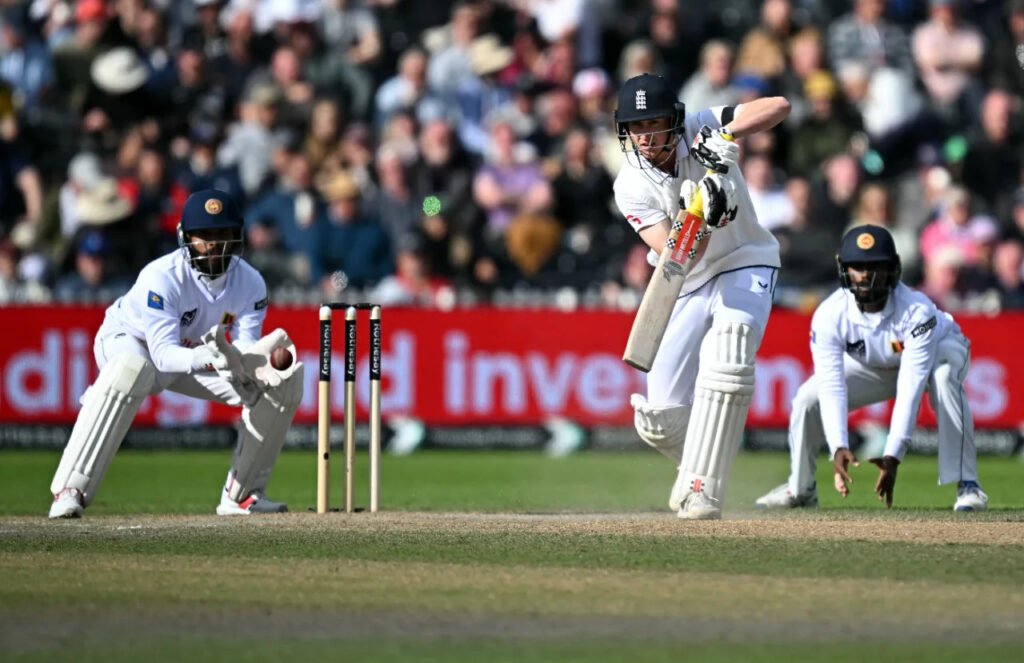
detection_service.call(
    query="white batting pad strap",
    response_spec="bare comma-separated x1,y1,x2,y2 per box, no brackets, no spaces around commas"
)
227,363,304,501
631,393,690,463
677,323,757,505
50,353,155,506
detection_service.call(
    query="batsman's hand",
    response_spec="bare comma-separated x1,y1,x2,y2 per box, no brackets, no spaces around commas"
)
690,125,739,174
698,173,738,229
869,455,900,508
832,448,859,498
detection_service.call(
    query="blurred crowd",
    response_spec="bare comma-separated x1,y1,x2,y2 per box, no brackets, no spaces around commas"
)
1,0,1023,313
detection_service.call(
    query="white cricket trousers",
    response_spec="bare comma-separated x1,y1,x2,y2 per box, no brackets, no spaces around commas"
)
787,331,976,493
647,266,777,406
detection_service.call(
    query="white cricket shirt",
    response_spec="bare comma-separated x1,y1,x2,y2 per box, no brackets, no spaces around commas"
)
613,106,781,295
810,283,959,459
99,250,268,374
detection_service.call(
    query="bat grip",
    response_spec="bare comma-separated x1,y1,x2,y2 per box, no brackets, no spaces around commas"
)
684,132,734,217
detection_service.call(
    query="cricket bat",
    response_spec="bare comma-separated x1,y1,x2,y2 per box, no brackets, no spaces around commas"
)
622,188,711,372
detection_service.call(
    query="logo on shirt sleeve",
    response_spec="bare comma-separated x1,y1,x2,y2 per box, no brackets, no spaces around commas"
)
911,316,937,338
254,297,268,311
147,291,164,310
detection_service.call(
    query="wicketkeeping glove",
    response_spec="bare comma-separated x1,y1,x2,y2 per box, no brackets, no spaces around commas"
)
690,125,739,174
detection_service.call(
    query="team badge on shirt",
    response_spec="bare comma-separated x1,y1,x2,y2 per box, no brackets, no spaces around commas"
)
846,340,865,356
147,291,164,310
891,340,904,354
221,312,236,325
180,308,198,327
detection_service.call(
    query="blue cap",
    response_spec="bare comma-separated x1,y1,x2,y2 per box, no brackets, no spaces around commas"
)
179,190,243,233
78,230,110,256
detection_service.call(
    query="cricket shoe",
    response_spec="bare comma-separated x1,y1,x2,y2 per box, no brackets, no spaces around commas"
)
217,491,289,516
49,487,84,519
754,482,819,509
953,481,988,512
677,490,721,520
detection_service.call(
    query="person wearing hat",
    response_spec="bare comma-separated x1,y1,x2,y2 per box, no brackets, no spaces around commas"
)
613,71,789,519
48,190,304,519
756,225,988,512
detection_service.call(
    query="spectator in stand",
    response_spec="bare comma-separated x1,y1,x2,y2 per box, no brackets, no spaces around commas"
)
304,97,343,173
184,0,227,61
210,4,258,108
425,1,481,98
992,239,1024,310
0,237,50,303
920,186,1000,270
370,232,453,307
788,69,858,178
744,153,794,232
532,88,578,162
616,38,663,87
374,46,444,129
779,27,827,128
962,89,1023,221
80,46,155,153
0,7,54,109
53,229,131,301
645,6,690,92
985,0,1024,97
919,245,966,311
912,0,985,127
75,176,148,275
320,0,382,71
827,0,913,77
1008,189,1024,242
773,177,838,309
456,34,515,155
246,152,324,287
601,241,653,310
573,67,612,135
734,0,797,83
51,0,114,114
373,143,421,249
678,40,741,111
809,152,862,239
0,107,44,246
472,119,554,258
217,81,278,197
316,170,392,292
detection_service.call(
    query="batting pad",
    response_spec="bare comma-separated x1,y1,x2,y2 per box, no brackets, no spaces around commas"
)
676,322,757,505
226,362,305,501
631,393,690,463
50,353,156,505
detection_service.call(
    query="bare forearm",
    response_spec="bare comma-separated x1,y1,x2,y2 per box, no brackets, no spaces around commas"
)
16,168,43,221
725,97,791,138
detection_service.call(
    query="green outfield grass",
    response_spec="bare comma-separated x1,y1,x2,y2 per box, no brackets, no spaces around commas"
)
2,449,1022,662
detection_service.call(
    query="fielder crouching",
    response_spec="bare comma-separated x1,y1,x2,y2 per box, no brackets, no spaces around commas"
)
48,190,304,519
755,225,988,511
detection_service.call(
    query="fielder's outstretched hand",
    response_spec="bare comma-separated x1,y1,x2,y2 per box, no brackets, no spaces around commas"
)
832,448,859,498
869,455,900,508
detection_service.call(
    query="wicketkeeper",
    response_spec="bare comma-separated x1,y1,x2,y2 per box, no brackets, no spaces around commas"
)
48,190,304,518
755,225,988,511
613,73,789,518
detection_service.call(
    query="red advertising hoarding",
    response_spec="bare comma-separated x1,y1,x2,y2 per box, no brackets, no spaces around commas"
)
0,306,1020,429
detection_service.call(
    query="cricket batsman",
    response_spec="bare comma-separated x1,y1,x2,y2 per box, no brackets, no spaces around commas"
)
614,73,789,519
755,225,988,511
48,190,304,518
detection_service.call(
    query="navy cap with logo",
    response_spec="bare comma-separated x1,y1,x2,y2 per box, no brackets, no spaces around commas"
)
615,73,684,125
179,189,243,234
837,225,899,264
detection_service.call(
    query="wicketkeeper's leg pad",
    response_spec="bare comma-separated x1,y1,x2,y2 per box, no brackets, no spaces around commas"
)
675,321,757,507
50,353,156,506
631,393,690,464
225,362,305,501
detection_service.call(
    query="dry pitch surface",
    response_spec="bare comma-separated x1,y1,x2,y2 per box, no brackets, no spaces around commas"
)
4,511,1024,657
